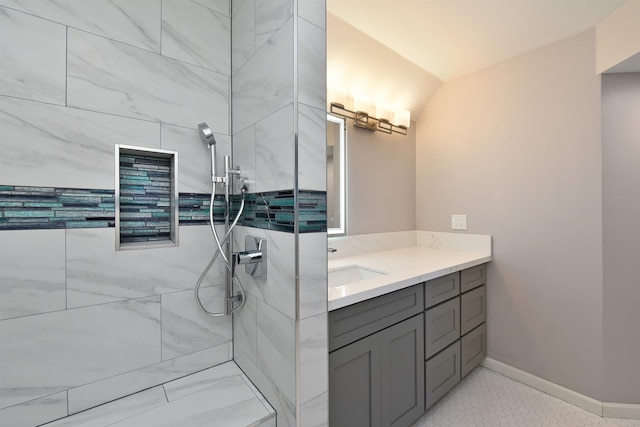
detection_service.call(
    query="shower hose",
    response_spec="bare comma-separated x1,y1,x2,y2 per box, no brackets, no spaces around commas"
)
194,182,247,317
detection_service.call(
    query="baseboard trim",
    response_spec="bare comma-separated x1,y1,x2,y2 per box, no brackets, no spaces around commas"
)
480,358,604,417
603,403,640,419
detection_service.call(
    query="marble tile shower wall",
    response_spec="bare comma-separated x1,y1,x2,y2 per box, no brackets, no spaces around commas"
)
231,0,328,426
0,1,234,426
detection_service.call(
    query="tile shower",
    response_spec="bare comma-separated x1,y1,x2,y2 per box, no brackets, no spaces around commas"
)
0,0,328,426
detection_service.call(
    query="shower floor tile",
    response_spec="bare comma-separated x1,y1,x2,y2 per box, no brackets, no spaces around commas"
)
43,362,275,427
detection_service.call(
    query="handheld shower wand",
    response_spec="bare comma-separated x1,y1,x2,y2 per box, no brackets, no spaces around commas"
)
195,122,246,316
198,122,221,183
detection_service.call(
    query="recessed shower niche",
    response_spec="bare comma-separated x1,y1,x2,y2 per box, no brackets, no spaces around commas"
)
115,145,179,250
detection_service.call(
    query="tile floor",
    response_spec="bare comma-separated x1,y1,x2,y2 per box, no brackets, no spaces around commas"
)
41,362,275,427
410,367,640,427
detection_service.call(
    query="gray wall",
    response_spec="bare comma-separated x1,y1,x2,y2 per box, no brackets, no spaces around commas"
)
231,0,329,426
602,72,640,403
0,1,234,425
416,30,604,400
347,123,416,235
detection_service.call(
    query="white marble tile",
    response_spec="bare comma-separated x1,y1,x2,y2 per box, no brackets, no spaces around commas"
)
161,125,231,194
255,104,295,192
251,416,277,427
232,18,293,133
232,226,296,319
0,0,161,52
231,0,254,75
299,313,328,404
232,124,256,191
110,376,270,427
0,230,66,321
192,0,230,17
67,29,230,132
44,387,166,427
231,0,244,17
0,97,160,189
0,7,66,104
298,17,326,110
0,296,161,410
0,391,67,427
328,230,418,259
299,392,328,427
160,124,213,193
67,343,230,414
162,361,242,401
162,0,231,75
298,0,325,30
233,291,258,364
299,232,328,319
66,225,226,308
256,300,296,404
234,346,296,427
161,287,232,360
254,0,293,50
298,104,327,191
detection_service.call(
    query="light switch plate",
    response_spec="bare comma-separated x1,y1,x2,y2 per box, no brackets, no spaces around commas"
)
451,214,467,230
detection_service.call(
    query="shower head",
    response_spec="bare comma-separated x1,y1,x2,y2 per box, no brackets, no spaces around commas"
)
197,122,216,147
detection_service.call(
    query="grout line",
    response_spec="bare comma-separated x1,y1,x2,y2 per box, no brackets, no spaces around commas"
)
65,26,68,107
64,228,68,310
161,384,169,403
159,294,163,363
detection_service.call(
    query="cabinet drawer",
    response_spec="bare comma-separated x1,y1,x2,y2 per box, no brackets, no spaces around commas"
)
424,272,460,309
329,284,424,352
424,297,460,359
460,285,486,336
425,340,461,410
460,264,487,293
461,323,486,378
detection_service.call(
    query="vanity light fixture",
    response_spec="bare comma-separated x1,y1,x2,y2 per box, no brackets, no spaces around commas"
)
328,89,410,135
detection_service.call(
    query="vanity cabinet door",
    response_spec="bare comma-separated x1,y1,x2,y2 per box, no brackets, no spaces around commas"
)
460,285,486,335
425,341,461,410
424,272,460,309
329,314,425,427
330,331,382,427
461,323,486,379
460,264,487,293
380,314,425,427
424,297,460,359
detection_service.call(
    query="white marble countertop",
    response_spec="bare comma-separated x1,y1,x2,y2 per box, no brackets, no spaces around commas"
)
328,231,492,311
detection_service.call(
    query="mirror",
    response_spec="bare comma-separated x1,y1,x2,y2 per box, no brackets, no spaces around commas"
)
327,114,346,235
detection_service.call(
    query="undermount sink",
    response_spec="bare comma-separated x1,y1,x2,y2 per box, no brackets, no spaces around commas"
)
328,265,387,287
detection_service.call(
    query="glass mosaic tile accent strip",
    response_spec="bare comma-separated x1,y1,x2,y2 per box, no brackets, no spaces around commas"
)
0,186,115,230
179,193,225,225
298,190,327,233
0,186,326,233
118,154,172,243
238,190,326,233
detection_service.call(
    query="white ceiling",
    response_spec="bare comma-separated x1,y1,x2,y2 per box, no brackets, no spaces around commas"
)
328,0,628,82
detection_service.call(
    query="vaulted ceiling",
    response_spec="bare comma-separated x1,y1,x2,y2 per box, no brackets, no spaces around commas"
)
327,0,629,118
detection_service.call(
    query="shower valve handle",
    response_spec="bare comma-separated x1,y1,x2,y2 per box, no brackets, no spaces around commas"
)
233,237,268,280
235,250,263,265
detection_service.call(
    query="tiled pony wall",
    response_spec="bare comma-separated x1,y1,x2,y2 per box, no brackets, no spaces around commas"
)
0,1,234,425
231,0,328,426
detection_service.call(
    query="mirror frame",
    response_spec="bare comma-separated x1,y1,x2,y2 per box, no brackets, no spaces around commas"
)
327,114,346,236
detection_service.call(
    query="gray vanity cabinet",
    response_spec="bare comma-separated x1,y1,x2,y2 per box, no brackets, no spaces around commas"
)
423,264,487,409
329,264,488,426
329,285,425,427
